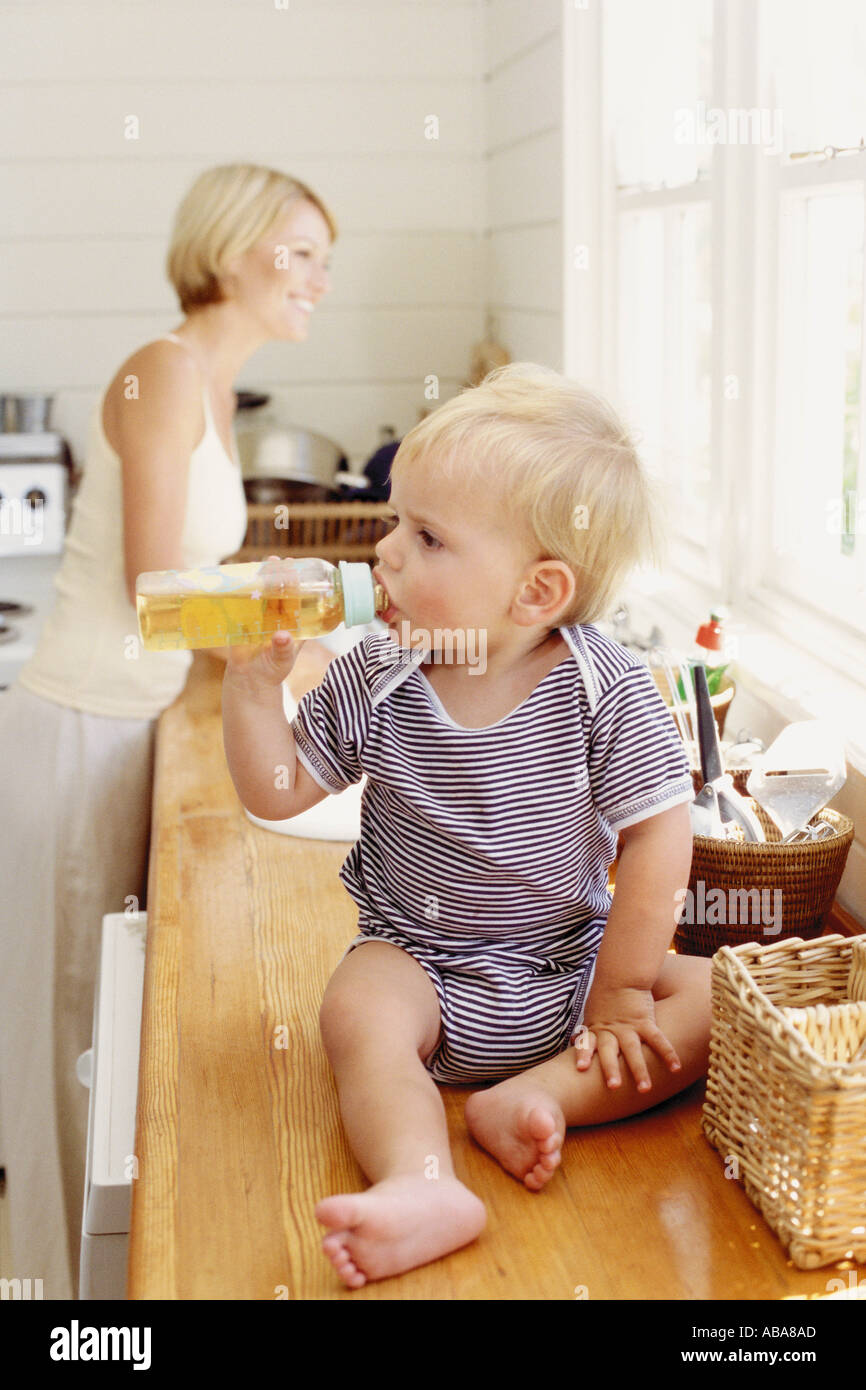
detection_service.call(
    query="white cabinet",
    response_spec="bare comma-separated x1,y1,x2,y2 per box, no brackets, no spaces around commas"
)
77,911,146,1300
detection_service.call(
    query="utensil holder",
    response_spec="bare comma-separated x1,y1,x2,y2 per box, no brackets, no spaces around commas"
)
651,668,736,742
703,933,866,1269
674,800,854,957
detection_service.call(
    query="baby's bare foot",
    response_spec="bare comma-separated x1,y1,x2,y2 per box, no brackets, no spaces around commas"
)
465,1084,565,1191
315,1172,486,1289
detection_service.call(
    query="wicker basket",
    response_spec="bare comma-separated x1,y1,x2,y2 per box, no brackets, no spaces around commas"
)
702,933,866,1269
674,801,854,957
226,501,395,565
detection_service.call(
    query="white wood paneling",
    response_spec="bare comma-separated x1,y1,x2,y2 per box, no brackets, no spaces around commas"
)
484,1,563,372
485,0,562,74
0,0,488,458
51,379,469,470
485,34,561,154
0,82,481,160
0,4,481,82
487,128,563,228
0,158,483,238
487,223,561,314
0,308,483,389
0,232,485,314
487,307,562,370
0,1,570,452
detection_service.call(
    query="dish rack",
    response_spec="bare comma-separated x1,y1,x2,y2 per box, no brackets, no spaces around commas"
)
227,501,395,565
703,933,866,1269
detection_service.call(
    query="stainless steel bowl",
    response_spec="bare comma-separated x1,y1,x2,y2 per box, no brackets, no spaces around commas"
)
0,394,54,432
236,419,348,488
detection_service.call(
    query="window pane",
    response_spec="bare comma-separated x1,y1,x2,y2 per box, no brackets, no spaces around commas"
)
772,186,866,630
604,0,713,189
761,0,866,157
617,203,713,544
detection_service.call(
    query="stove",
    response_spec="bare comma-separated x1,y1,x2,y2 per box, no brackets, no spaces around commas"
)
0,554,63,691
0,431,70,692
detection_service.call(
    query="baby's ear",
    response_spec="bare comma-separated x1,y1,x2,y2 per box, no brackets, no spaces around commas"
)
514,559,575,625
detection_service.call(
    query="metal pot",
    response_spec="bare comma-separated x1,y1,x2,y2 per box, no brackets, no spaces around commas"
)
236,419,348,489
0,394,53,432
242,477,342,505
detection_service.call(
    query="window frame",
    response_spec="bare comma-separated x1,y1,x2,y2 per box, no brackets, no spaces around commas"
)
563,0,866,693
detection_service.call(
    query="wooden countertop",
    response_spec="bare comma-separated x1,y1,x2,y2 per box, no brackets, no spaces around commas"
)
128,653,861,1300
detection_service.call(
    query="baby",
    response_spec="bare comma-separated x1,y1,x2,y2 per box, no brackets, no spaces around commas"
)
221,363,712,1289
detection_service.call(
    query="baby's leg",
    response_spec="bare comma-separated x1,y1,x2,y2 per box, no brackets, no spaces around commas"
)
316,941,485,1287
465,953,712,1189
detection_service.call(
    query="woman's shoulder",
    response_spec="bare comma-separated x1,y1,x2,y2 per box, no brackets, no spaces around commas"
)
102,338,203,454
107,336,202,399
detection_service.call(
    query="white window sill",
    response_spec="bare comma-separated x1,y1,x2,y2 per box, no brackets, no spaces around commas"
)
614,570,866,929
617,572,866,769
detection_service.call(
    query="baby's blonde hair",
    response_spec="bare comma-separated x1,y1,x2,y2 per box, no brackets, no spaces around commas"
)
393,363,668,626
166,163,338,314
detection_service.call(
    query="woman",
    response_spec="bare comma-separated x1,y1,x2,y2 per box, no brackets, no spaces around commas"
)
0,163,336,1298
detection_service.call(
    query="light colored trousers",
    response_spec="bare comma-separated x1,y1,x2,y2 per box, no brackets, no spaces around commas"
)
0,682,155,1299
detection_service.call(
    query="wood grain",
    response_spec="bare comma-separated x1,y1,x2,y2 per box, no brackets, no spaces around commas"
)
128,652,863,1300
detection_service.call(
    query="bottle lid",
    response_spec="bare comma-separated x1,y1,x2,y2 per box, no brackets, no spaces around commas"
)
339,561,375,626
695,616,723,651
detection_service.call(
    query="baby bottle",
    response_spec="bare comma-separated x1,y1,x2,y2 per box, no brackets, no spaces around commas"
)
136,557,387,651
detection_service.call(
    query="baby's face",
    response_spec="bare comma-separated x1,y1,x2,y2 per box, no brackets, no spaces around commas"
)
373,458,537,651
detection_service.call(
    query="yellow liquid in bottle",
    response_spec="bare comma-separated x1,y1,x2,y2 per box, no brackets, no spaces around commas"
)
137,583,346,651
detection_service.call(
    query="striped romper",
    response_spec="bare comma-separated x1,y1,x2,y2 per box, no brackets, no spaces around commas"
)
291,623,694,1086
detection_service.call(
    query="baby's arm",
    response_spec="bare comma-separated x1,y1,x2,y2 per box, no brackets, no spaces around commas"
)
222,632,330,821
577,801,693,1091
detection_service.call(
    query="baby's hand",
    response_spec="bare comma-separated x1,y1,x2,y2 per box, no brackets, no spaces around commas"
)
573,985,681,1093
223,555,302,691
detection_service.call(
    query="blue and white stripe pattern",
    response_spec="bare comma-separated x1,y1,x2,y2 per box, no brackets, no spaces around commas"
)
291,624,694,1084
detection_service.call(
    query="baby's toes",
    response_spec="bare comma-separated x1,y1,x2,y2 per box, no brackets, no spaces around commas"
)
337,1257,367,1289
321,1234,367,1288
527,1105,560,1146
321,1230,349,1259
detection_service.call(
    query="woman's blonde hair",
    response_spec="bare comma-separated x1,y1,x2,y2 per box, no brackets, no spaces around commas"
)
166,163,338,314
393,363,669,627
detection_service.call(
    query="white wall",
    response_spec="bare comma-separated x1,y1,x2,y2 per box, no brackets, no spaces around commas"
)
484,0,564,369
0,0,487,465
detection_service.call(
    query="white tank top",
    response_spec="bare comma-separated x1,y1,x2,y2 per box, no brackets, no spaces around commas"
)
17,334,249,718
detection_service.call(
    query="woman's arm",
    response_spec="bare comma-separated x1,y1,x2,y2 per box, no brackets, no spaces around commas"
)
113,341,203,607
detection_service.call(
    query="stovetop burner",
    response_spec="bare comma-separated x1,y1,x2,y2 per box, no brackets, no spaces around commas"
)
0,600,31,646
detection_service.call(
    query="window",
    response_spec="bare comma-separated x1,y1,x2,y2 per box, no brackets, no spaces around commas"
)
603,0,715,559
762,0,866,644
587,0,866,681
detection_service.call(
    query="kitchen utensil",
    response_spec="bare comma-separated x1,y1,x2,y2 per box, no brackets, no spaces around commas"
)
236,420,348,489
235,391,271,411
746,720,847,841
5,394,53,432
650,647,692,753
690,780,727,838
692,663,765,841
780,821,836,845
